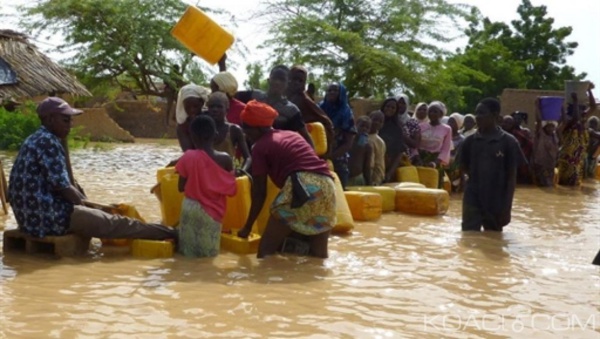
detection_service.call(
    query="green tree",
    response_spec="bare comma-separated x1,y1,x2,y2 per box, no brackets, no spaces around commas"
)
244,62,268,90
260,0,472,99
19,0,215,99
509,0,584,89
452,0,585,111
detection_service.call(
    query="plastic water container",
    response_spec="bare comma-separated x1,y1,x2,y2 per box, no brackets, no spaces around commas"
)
222,176,255,233
395,187,449,216
156,168,184,227
539,96,564,121
306,122,328,156
565,81,589,104
131,239,174,258
344,191,382,221
396,166,419,183
331,172,354,233
255,177,280,235
220,229,261,254
171,6,235,65
416,166,439,189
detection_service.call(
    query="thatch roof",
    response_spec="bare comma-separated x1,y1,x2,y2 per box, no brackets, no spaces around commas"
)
0,29,91,101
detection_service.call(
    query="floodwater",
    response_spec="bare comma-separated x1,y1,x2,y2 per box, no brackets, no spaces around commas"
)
0,140,599,338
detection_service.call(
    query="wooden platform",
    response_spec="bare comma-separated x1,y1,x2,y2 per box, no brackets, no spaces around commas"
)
3,229,90,257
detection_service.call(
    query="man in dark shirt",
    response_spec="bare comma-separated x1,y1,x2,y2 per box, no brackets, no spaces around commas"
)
287,65,335,158
8,97,176,240
459,98,524,232
252,66,314,147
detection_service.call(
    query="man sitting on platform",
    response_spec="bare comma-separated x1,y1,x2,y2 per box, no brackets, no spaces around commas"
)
7,97,176,241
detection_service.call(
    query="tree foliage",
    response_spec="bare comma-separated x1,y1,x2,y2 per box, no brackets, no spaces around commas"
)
451,0,585,111
260,0,472,99
244,62,268,90
19,0,214,98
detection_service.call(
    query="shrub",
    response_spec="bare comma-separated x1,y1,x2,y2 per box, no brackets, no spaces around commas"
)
0,101,89,151
0,102,40,151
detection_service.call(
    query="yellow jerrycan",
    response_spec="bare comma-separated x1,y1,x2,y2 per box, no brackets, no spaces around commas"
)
171,6,235,65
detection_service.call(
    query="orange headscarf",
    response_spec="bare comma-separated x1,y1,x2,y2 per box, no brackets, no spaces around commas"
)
240,100,279,127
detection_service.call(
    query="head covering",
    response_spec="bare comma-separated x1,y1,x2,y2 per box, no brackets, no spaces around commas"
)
415,102,429,123
212,72,238,97
449,112,464,129
542,121,558,128
428,101,447,116
441,116,450,125
586,116,599,128
291,65,308,75
37,97,82,118
395,93,410,124
240,100,279,127
319,83,354,130
176,84,210,124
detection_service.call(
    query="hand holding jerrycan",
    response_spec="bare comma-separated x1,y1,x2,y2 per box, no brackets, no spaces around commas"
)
171,6,234,65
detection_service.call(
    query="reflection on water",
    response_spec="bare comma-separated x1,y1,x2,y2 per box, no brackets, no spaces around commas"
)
1,140,599,338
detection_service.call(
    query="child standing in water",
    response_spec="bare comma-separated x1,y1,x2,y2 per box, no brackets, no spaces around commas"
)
206,92,251,170
368,111,386,185
176,115,237,257
348,116,373,186
459,98,523,232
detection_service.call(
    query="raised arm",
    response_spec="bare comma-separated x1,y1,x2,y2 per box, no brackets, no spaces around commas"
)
586,82,596,114
534,97,542,135
218,53,227,72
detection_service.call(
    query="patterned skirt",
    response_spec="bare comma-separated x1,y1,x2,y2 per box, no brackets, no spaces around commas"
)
271,172,337,236
178,197,221,258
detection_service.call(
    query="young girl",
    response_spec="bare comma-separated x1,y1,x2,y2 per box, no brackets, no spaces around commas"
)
418,101,453,187
175,115,237,257
368,111,387,185
206,92,251,170
175,84,210,152
378,97,407,182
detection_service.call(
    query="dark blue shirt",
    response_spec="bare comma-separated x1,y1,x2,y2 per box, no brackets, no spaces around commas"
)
8,126,73,237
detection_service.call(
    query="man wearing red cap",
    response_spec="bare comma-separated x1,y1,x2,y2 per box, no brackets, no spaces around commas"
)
8,97,176,241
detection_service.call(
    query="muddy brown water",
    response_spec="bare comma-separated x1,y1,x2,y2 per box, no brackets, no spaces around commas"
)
0,140,598,338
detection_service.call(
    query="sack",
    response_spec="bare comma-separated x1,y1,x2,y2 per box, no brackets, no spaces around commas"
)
290,172,310,209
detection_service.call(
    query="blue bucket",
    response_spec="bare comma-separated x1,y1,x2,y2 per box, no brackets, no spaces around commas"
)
539,96,564,121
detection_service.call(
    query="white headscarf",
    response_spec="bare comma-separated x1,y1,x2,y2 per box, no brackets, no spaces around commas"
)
441,116,450,125
175,84,210,124
211,72,238,97
428,101,447,116
396,93,410,125
415,102,429,123
449,112,465,129
542,121,558,128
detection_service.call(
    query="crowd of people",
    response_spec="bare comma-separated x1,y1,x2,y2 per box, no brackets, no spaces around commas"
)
6,60,598,261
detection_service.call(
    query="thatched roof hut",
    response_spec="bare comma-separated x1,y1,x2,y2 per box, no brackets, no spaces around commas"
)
0,29,91,102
